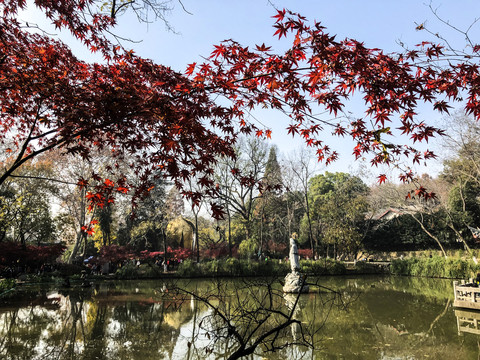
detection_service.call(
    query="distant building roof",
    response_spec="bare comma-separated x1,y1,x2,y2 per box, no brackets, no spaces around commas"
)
372,206,420,221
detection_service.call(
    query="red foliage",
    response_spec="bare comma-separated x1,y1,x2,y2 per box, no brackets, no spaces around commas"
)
266,240,287,257
0,242,66,267
97,245,136,264
168,247,194,261
201,243,237,259
2,2,478,207
97,245,193,264
298,248,313,259
0,0,237,216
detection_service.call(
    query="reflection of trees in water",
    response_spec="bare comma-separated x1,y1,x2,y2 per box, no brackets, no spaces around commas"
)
0,280,366,359
108,301,188,359
0,289,95,359
2,278,480,359
0,290,76,359
0,284,193,359
307,278,478,359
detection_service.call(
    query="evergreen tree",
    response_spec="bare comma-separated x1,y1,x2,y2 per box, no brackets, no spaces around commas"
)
256,147,286,254
263,147,282,192
306,172,369,258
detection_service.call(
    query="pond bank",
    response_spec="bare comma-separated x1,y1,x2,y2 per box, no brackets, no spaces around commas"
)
4,254,478,288
391,256,480,279
2,258,388,288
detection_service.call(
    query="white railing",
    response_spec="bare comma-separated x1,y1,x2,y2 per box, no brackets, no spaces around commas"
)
453,280,480,310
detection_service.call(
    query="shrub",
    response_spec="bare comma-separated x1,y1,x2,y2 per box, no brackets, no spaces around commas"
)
301,260,327,275
298,248,313,259
446,258,468,279
390,256,478,279
266,240,287,258
202,259,220,276
0,242,66,269
327,259,347,275
177,259,202,277
55,263,83,276
255,259,289,277
241,260,257,276
115,263,139,279
354,261,377,273
300,259,346,275
138,264,161,278
390,259,408,275
269,260,289,275
0,278,15,292
238,238,258,259
202,243,231,259
223,258,243,276
423,256,446,278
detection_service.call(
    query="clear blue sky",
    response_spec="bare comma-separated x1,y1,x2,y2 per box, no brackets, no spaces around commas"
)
126,1,479,70
21,0,480,180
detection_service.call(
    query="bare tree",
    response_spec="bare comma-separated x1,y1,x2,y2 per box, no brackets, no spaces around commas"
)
285,148,320,254
215,137,269,242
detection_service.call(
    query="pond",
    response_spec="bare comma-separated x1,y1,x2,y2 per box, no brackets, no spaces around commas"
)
0,276,478,359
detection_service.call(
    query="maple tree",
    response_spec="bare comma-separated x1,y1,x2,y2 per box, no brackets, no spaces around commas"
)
0,0,236,217
95,244,192,265
0,241,65,269
191,10,480,198
2,1,480,218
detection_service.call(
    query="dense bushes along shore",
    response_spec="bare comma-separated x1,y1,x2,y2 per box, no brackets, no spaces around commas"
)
4,255,479,284
115,258,350,279
122,256,480,280
390,256,480,279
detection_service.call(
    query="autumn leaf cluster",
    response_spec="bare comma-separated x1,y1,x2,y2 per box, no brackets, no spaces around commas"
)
2,3,480,214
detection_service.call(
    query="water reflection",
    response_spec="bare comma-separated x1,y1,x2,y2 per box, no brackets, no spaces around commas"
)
0,277,479,359
455,308,480,336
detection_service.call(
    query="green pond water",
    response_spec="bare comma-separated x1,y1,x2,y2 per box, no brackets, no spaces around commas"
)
0,276,478,359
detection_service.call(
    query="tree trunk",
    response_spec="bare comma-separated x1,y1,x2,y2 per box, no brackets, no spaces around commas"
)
228,206,232,257
68,187,89,264
68,230,86,264
162,228,167,266
304,193,315,254
410,214,447,258
259,209,264,256
195,213,199,262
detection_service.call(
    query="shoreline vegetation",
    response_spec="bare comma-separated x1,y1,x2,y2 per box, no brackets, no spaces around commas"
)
3,251,480,292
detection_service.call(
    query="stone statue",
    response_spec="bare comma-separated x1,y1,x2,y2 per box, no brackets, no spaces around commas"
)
283,233,309,293
289,234,300,273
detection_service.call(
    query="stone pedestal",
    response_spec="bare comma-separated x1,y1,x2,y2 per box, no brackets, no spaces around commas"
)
283,272,309,293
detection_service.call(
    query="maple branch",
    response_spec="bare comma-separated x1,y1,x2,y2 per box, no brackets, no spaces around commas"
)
414,20,462,57
110,0,134,19
29,128,60,142
18,22,57,37
0,110,129,187
176,286,247,348
0,141,60,187
105,28,143,45
15,111,41,166
8,174,79,186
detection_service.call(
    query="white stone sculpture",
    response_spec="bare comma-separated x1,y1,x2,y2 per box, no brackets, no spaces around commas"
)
283,233,309,293
289,236,300,273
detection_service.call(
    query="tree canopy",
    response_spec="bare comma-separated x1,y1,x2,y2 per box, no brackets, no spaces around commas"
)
2,1,480,219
